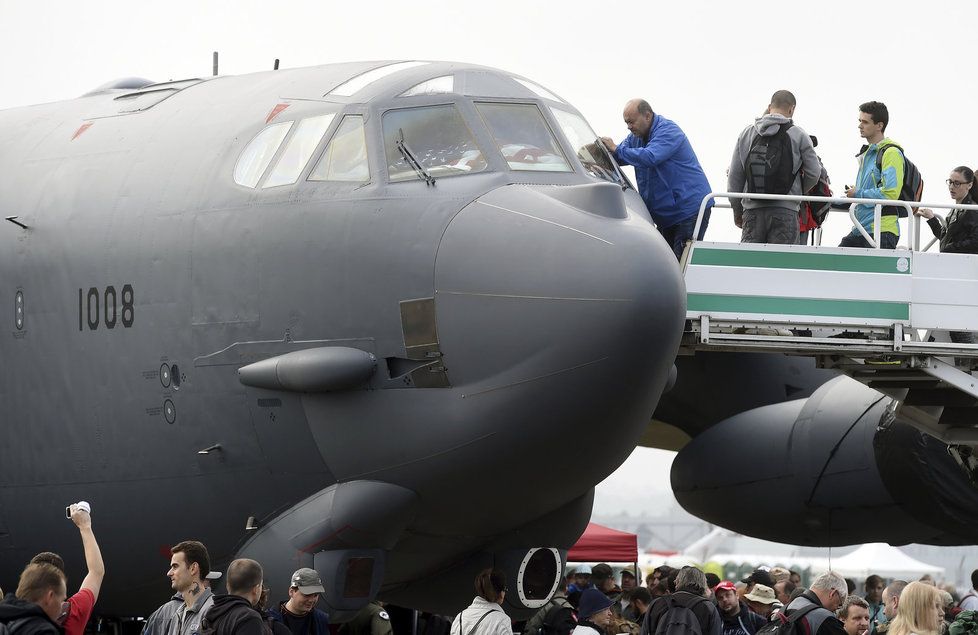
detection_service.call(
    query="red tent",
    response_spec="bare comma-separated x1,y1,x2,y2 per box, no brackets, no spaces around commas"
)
567,522,638,562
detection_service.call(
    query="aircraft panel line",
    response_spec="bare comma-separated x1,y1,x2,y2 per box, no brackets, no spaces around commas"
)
476,201,614,245
461,356,610,399
436,291,631,302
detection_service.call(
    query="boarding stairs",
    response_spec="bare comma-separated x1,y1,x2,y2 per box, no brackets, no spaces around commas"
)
680,192,978,445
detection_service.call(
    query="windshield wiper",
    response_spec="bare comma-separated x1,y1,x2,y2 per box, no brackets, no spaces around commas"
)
594,137,633,191
396,129,435,186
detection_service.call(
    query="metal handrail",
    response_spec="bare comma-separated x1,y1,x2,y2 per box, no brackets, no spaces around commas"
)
694,193,978,251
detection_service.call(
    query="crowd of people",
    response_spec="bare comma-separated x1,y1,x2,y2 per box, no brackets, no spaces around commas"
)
0,505,381,635
600,92,978,259
501,563,978,635
2,507,978,635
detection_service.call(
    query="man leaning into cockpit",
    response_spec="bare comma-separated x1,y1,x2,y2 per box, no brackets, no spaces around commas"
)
602,99,713,260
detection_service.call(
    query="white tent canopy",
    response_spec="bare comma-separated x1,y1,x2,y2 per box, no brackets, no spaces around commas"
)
816,543,944,580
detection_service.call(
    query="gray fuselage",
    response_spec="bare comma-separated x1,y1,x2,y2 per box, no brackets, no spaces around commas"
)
0,61,685,615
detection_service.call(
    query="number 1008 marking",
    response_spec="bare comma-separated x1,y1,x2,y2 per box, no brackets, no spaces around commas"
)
78,285,134,331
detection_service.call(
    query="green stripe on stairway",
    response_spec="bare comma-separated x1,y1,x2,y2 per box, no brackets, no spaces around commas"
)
690,247,911,274
687,293,910,320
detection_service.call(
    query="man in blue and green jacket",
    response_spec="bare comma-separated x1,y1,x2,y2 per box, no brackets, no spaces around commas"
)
841,101,903,249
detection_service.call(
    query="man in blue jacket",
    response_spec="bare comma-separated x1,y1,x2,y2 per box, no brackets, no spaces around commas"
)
602,99,713,259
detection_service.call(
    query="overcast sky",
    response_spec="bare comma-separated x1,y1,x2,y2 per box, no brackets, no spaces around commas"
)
2,0,972,517
3,0,973,249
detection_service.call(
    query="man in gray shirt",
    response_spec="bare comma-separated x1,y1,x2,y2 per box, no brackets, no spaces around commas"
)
164,540,216,635
728,90,821,244
144,572,222,635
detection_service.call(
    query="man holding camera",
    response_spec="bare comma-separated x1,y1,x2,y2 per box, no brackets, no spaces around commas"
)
28,502,105,635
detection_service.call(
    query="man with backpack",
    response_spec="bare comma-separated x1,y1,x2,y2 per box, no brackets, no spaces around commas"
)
641,566,721,635
727,90,821,244
841,101,920,249
770,572,848,635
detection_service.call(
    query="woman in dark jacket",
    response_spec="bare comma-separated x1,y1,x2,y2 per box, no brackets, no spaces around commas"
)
916,166,978,254
916,166,978,347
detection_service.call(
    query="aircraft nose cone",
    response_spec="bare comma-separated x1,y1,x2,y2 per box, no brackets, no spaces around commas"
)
433,183,685,456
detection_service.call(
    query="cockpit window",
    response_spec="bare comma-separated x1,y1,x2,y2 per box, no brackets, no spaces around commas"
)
329,61,429,97
513,78,564,103
263,113,336,188
234,121,294,188
309,115,370,183
383,105,487,182
399,75,454,97
475,102,571,173
550,107,620,184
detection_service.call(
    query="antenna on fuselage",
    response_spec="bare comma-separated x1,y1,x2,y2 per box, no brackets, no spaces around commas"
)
5,216,29,230
274,58,280,70
212,51,219,76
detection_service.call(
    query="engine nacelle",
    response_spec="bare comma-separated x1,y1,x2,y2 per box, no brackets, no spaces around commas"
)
671,376,978,546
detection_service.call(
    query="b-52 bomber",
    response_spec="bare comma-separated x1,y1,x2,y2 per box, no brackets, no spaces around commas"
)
0,61,686,617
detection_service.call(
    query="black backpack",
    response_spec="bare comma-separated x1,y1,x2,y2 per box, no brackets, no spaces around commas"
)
540,603,576,635
523,599,575,635
756,605,821,635
652,596,706,635
873,143,924,218
745,123,798,195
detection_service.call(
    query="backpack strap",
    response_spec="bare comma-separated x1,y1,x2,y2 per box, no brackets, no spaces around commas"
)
874,143,905,174
746,123,794,151
786,603,827,635
462,610,500,635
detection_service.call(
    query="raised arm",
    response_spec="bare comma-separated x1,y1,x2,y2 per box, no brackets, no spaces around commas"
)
71,504,105,600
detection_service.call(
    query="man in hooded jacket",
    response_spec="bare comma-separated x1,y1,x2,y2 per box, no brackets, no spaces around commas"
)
728,90,821,244
201,560,265,635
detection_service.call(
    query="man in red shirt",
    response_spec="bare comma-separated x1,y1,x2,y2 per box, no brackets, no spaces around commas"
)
30,503,105,635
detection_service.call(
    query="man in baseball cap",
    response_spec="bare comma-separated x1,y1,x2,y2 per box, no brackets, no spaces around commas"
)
268,568,329,635
590,564,623,615
714,581,767,635
568,565,593,595
741,569,775,591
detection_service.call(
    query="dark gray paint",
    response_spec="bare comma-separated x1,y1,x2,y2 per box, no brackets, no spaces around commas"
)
672,375,978,546
0,61,683,617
